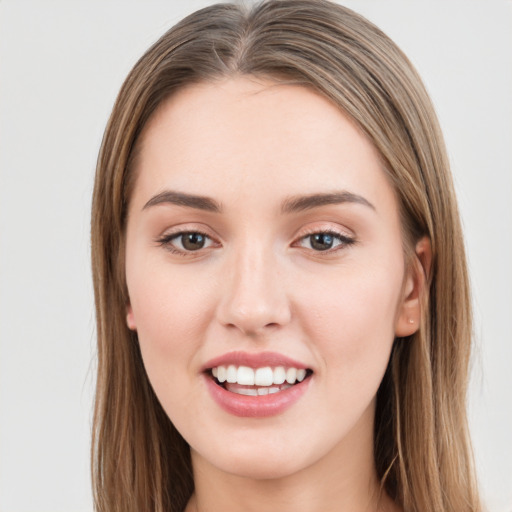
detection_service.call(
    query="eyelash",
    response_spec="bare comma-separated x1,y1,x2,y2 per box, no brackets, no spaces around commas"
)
294,229,356,253
156,230,215,256
156,229,355,256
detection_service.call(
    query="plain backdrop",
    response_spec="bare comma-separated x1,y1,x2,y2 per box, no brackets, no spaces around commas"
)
0,1,511,511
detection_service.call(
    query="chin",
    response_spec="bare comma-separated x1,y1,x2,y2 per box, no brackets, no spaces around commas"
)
216,452,309,481
190,431,324,481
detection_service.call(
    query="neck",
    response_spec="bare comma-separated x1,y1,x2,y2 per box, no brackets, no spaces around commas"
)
185,403,400,512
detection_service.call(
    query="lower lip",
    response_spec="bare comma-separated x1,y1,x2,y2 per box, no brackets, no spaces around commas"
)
204,374,311,417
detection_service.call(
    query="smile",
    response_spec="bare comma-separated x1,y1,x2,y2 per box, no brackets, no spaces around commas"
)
202,351,313,416
211,365,309,396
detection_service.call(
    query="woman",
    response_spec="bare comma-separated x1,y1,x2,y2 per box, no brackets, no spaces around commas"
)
91,1,481,511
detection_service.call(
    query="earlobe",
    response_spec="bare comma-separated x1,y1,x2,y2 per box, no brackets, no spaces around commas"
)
395,236,432,337
126,305,137,331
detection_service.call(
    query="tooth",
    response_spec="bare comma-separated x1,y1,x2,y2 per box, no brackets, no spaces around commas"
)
226,365,237,383
217,365,227,383
273,366,286,385
257,387,269,395
255,367,273,386
212,367,218,378
237,366,255,385
285,367,297,384
268,387,280,394
296,369,306,382
237,387,258,396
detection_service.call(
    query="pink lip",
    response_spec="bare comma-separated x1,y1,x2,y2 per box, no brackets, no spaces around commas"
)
201,351,310,371
203,373,312,417
201,351,312,418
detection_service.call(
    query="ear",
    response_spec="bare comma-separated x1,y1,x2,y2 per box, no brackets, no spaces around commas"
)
126,304,137,331
394,236,432,337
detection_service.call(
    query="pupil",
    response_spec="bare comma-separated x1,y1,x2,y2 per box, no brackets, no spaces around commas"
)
311,233,333,251
182,233,205,250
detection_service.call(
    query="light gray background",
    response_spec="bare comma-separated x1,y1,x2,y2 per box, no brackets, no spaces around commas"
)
1,1,511,511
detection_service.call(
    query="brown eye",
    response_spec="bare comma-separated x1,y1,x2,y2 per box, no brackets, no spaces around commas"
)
180,232,207,251
310,233,335,251
158,231,215,253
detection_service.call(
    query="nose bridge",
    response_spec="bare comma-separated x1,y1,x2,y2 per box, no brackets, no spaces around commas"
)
217,236,291,334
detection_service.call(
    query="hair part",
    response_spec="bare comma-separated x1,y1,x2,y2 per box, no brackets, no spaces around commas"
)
91,1,480,511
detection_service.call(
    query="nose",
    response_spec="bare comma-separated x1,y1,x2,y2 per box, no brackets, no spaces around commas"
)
216,244,292,336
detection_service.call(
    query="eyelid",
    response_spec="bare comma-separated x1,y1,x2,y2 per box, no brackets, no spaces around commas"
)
294,222,355,240
156,222,219,240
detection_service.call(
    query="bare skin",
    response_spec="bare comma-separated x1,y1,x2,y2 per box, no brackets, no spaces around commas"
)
125,77,427,512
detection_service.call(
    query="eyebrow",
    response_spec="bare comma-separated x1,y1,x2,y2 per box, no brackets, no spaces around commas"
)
281,191,375,214
142,189,375,214
143,190,222,212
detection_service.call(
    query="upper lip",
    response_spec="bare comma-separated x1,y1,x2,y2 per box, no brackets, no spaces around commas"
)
201,351,310,372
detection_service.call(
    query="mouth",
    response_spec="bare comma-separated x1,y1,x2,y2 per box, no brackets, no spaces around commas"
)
207,365,313,396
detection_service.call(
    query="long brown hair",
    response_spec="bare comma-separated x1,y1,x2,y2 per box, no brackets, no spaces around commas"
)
91,1,481,511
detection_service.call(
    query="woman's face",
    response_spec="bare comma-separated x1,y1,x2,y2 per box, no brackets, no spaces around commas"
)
125,77,418,480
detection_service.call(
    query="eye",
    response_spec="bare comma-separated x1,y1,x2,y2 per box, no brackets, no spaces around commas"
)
297,231,354,252
158,231,216,253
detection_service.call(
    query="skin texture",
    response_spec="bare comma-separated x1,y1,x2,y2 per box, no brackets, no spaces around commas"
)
125,77,425,512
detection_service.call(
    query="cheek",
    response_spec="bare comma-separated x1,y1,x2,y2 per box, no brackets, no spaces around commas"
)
295,266,401,438
297,258,403,372
125,252,217,394
127,272,214,424
128,248,211,337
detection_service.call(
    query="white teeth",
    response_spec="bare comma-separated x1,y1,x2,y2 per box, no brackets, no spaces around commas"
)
285,367,297,384
212,364,309,386
237,366,255,385
217,366,226,383
226,365,237,383
237,388,258,396
273,366,286,385
254,367,273,386
225,382,294,396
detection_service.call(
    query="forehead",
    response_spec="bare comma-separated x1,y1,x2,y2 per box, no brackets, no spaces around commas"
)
131,77,396,216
